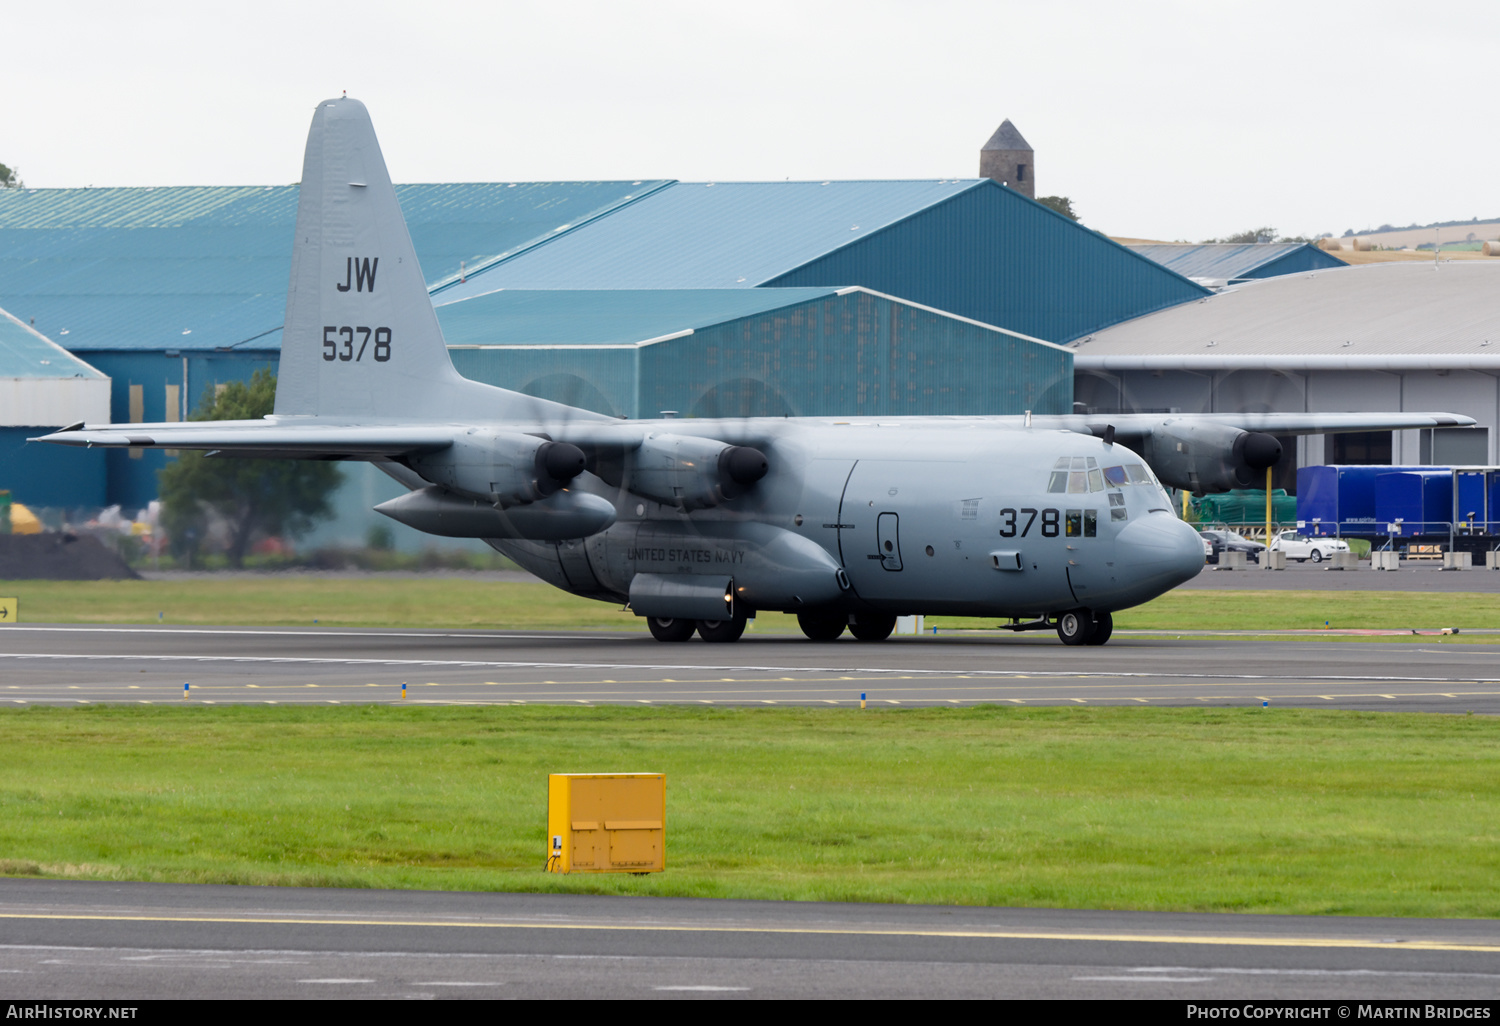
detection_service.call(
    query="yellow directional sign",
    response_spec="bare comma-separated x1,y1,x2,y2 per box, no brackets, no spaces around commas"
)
0,598,15,624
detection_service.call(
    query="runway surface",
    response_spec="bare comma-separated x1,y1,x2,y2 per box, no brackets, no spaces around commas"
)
2,880,1497,1000
1180,561,1500,592
2,624,1499,713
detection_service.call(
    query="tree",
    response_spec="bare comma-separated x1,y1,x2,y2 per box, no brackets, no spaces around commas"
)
158,369,342,567
1037,195,1078,221
0,163,22,189
1203,226,1314,245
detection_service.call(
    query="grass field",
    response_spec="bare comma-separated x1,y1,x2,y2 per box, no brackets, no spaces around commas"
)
0,705,1495,917
1,577,1496,635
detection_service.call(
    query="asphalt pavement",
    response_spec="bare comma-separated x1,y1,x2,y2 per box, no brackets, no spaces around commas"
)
1181,559,1500,592
2,880,1497,1000
3,624,1499,713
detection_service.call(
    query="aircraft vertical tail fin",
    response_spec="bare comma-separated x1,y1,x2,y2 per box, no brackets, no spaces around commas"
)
274,98,585,424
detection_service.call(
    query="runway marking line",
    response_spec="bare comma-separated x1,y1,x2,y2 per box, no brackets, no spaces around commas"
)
5,653,1496,687
0,912,1496,953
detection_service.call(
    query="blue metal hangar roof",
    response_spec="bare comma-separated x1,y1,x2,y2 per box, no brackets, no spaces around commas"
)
1125,242,1346,285
0,306,107,381
0,181,669,352
434,179,1210,343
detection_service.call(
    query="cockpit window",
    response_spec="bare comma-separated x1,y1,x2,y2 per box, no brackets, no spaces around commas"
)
1125,464,1151,484
1102,465,1129,487
1087,469,1104,492
1068,471,1089,493
1047,471,1068,493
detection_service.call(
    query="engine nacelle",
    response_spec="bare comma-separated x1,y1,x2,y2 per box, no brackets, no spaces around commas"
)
623,433,769,511
410,430,586,507
1140,422,1282,493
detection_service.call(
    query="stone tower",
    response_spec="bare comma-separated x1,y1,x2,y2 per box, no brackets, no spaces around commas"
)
980,119,1034,198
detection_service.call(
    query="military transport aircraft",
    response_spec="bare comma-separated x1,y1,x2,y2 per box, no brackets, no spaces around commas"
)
35,98,1476,646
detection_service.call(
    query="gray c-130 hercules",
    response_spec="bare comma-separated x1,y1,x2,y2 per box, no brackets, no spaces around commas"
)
36,99,1476,645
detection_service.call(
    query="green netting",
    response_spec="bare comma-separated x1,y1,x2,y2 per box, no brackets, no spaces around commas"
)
1194,488,1297,525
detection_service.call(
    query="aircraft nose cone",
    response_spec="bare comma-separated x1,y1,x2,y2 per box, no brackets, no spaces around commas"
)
1117,512,1204,589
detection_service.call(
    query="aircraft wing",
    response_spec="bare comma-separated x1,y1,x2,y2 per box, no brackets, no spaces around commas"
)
1050,412,1477,436
31,420,458,458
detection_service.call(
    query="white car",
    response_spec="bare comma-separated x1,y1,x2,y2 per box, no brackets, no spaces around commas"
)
1270,531,1350,563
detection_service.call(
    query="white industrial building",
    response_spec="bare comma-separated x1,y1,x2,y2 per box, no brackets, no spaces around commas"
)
1070,260,1500,489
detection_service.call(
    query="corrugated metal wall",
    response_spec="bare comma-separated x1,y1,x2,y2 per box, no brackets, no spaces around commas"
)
764,183,1207,344
448,347,638,419
0,427,107,509
84,350,277,510
1246,247,1346,280
451,291,1072,422
642,291,1070,417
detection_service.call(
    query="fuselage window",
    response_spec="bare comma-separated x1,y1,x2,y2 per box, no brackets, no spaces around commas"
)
1111,507,1129,521
1084,510,1097,537
1107,492,1126,507
1065,510,1082,537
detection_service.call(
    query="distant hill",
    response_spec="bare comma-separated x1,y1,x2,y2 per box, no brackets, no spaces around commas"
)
1345,215,1500,236
1334,220,1500,251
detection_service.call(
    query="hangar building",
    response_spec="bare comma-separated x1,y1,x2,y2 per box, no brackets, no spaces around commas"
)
0,306,110,508
1125,242,1346,288
439,287,1071,420
0,177,1202,518
1072,260,1500,490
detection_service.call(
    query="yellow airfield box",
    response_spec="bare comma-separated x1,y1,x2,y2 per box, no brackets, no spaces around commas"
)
547,773,665,874
0,598,16,624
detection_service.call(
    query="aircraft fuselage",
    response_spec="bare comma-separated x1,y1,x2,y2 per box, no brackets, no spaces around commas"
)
494,421,1205,621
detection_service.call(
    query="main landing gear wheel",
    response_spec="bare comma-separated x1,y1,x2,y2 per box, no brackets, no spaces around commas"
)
697,616,748,643
1056,609,1094,646
797,612,846,641
1084,610,1113,646
647,617,696,642
849,614,897,642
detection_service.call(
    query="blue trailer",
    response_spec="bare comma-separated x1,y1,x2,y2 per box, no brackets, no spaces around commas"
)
1455,470,1489,532
1295,465,1422,536
1375,471,1453,537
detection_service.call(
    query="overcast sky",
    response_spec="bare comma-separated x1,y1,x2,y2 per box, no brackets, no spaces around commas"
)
6,1,1497,241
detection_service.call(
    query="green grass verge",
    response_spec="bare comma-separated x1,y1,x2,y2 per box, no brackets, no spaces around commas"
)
1,705,1495,916
1,578,1496,635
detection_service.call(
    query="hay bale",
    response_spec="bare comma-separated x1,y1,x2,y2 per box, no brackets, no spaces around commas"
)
1484,240,1500,256
1318,237,1345,251
1353,237,1376,251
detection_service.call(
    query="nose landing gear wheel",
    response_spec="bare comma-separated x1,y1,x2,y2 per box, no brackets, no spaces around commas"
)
797,612,846,641
647,617,696,642
849,614,897,642
1084,610,1113,645
698,616,748,643
1056,609,1094,646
